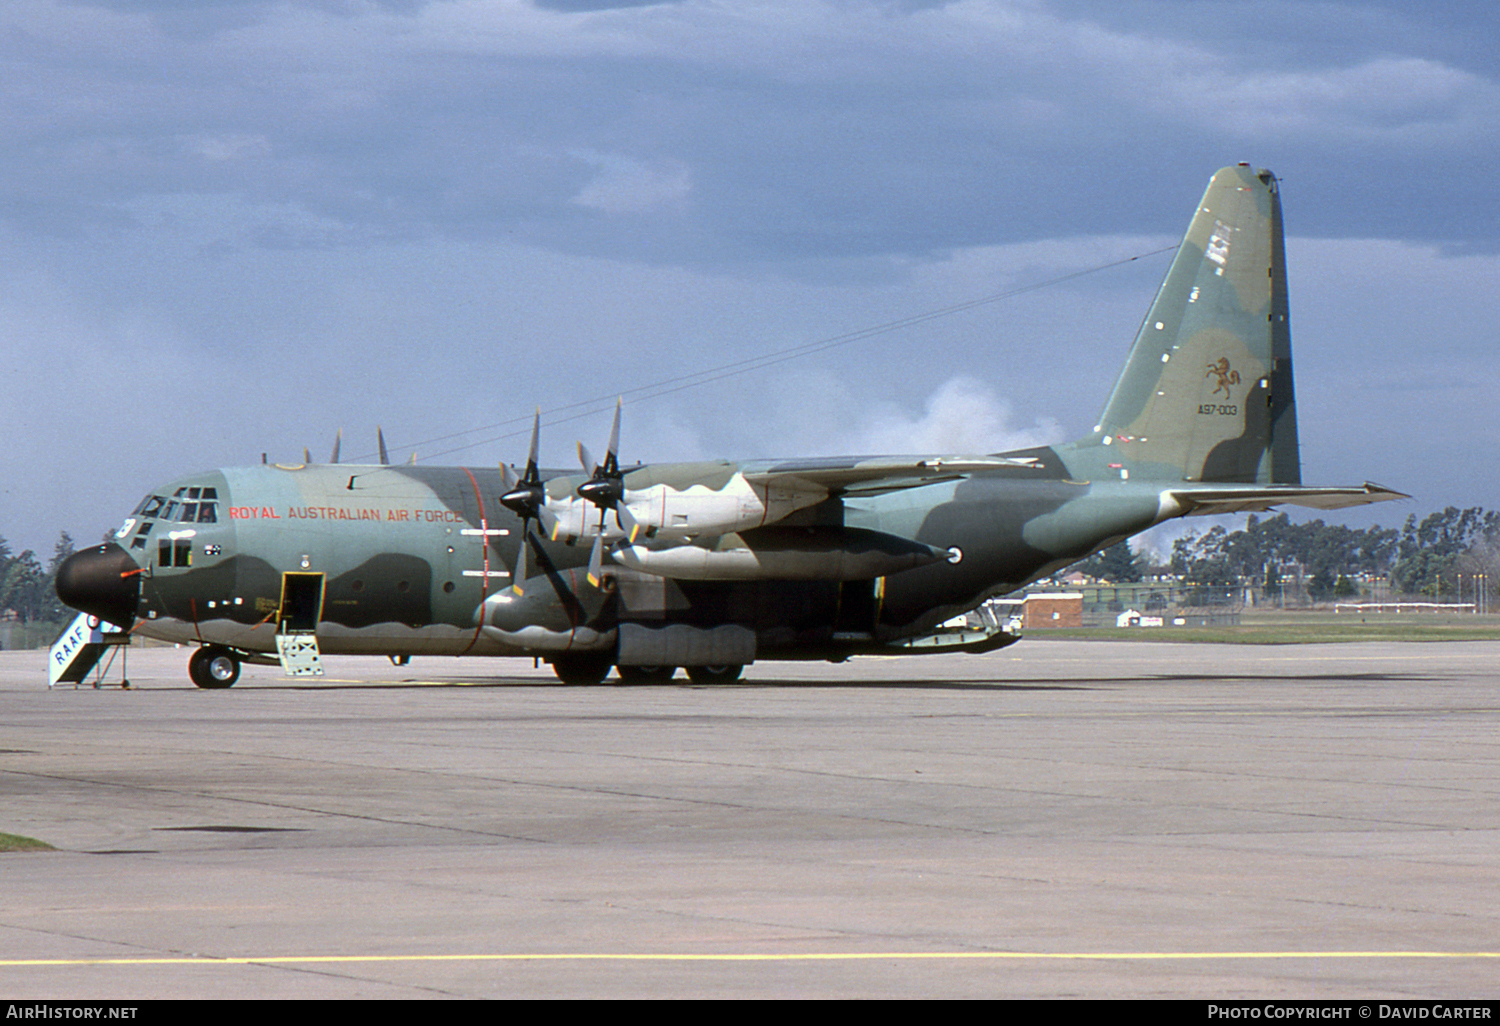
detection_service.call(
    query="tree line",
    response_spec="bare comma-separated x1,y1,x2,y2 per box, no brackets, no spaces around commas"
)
1079,507,1500,602
0,532,76,627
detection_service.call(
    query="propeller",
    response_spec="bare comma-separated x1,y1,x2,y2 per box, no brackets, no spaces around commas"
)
330,429,341,465
498,410,553,595
377,427,390,466
574,398,642,586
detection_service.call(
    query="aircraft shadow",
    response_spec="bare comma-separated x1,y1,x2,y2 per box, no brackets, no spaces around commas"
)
208,669,1434,693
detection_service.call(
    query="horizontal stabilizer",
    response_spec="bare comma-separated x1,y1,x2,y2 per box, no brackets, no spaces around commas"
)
1163,482,1407,517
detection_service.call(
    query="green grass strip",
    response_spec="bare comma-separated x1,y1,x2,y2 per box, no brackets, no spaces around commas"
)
0,831,54,852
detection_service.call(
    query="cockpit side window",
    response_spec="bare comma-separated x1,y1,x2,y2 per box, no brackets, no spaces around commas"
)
158,539,193,568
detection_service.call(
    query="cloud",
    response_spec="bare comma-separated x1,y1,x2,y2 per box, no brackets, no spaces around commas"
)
6,0,1498,269
534,0,683,11
1167,57,1500,145
847,377,1066,455
738,373,1068,459
569,151,692,214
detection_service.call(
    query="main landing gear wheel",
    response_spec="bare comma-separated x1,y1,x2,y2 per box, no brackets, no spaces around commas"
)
615,665,677,684
550,653,614,685
188,646,240,689
685,664,743,685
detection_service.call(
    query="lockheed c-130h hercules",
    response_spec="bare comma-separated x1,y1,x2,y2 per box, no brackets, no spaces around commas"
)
56,165,1403,688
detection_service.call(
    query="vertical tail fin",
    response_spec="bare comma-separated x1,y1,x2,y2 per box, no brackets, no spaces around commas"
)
1076,164,1301,484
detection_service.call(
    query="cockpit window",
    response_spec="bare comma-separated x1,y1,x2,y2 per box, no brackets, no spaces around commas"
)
134,487,219,525
146,486,220,525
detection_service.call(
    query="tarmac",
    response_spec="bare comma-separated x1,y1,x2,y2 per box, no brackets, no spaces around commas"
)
2,640,1498,999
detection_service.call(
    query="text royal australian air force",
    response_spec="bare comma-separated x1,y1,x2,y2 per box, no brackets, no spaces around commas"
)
228,505,468,524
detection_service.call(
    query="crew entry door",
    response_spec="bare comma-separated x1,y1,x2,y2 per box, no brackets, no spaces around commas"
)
275,571,325,676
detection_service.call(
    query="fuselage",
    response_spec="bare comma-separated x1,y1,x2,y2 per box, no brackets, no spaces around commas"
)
71,444,1165,664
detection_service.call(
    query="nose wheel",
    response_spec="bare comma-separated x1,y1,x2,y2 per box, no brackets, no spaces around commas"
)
549,652,614,685
188,646,241,689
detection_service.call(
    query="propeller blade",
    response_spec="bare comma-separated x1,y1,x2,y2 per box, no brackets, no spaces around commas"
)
577,440,594,475
615,502,643,543
586,527,605,588
330,429,341,465
377,427,390,466
525,408,541,475
500,407,554,590
536,502,558,538
603,397,621,473
303,447,312,464
576,397,633,550
512,525,530,596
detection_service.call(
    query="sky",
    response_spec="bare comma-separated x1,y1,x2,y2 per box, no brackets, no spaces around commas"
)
2,0,1498,558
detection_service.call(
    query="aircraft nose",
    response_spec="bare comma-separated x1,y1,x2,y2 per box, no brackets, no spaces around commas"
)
55,542,140,629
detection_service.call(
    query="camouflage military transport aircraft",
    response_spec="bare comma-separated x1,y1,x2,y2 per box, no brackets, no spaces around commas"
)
56,165,1403,687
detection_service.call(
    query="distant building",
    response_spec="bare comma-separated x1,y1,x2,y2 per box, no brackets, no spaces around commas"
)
1024,593,1083,629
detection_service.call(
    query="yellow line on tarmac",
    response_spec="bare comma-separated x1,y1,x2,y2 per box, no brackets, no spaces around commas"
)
4,951,1499,967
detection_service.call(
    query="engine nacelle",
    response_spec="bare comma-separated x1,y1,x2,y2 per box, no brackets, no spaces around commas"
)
477,578,616,652
544,466,820,542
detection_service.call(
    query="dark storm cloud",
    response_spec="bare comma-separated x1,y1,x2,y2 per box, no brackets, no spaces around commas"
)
6,0,1499,270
